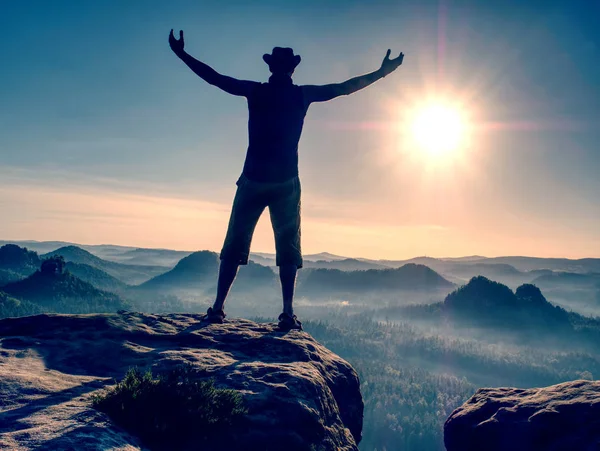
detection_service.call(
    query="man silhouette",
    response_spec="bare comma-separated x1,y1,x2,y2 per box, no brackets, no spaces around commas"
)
169,30,404,330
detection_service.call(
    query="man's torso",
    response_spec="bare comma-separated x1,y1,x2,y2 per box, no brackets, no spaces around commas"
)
243,80,308,183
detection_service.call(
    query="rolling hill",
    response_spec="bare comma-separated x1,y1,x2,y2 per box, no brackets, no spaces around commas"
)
64,262,128,293
441,277,600,341
42,246,168,285
233,260,278,291
390,276,600,351
0,244,128,294
2,268,128,314
0,244,40,277
137,251,220,291
0,240,75,255
137,251,277,293
297,263,454,296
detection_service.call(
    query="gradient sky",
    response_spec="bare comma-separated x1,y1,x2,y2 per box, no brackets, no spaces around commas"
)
1,0,599,259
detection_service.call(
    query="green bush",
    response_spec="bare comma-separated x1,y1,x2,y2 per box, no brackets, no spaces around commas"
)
93,365,247,450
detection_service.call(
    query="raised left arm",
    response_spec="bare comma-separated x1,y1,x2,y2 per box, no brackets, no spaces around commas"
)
169,29,257,97
302,50,404,104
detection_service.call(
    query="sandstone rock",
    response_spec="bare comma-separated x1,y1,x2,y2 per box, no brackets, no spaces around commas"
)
0,312,363,451
444,379,600,451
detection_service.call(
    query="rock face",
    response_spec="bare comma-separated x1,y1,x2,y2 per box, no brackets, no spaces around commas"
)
0,312,363,451
444,380,600,451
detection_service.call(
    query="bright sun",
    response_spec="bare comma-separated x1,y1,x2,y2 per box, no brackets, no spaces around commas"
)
411,103,466,157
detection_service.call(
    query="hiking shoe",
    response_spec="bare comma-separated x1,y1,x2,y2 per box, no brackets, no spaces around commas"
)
278,312,303,331
202,307,226,324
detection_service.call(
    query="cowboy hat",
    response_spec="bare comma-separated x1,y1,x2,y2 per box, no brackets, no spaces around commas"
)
263,47,301,72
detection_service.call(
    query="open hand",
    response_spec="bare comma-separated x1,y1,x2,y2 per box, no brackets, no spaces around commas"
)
169,29,185,56
380,49,404,76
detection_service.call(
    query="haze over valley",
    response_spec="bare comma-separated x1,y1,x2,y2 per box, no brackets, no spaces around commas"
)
2,239,599,450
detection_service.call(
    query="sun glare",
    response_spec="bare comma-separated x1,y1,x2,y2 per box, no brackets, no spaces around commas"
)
411,103,467,157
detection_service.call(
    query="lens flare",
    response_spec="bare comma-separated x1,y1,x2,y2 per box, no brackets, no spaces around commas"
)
411,104,466,157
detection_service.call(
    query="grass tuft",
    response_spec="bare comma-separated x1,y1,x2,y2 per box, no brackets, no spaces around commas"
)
93,365,247,450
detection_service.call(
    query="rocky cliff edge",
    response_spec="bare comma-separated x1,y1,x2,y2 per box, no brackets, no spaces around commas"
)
0,312,363,451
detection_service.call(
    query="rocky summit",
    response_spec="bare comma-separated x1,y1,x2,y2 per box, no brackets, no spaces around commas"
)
0,312,363,451
444,379,600,451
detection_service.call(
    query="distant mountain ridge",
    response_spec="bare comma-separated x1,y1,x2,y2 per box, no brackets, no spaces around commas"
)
466,256,600,273
445,263,523,278
138,255,454,299
303,258,389,271
3,240,599,273
251,251,349,262
532,271,600,289
439,256,487,262
342,256,600,276
0,240,139,259
43,246,168,285
298,263,455,295
112,248,192,267
2,241,599,313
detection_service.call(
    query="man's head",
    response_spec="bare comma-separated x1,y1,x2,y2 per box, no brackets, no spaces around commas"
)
263,47,301,76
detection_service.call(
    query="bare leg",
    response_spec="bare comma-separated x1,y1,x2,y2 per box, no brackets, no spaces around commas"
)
212,259,240,312
279,264,298,316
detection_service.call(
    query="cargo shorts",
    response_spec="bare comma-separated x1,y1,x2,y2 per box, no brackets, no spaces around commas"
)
220,174,303,268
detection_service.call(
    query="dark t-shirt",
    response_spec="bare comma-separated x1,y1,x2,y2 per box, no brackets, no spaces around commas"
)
242,79,308,183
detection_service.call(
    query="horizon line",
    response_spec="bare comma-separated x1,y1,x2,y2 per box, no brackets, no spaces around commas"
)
2,238,599,261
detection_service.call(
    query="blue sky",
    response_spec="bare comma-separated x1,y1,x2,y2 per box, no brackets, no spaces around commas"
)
1,0,598,258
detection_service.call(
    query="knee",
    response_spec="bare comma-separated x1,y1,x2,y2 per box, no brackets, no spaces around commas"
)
279,263,298,274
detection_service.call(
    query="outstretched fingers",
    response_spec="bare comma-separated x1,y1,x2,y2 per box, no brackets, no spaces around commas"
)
384,49,404,65
169,29,183,42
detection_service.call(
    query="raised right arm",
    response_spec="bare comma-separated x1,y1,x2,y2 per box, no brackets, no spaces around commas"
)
302,49,404,105
169,29,257,97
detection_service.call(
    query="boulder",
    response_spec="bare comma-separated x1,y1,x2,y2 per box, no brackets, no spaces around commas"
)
0,312,363,451
444,379,600,451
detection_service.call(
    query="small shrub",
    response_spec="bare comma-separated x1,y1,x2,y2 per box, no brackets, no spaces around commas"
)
93,365,247,450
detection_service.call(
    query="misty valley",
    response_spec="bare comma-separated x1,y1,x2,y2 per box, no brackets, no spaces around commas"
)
1,240,600,451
